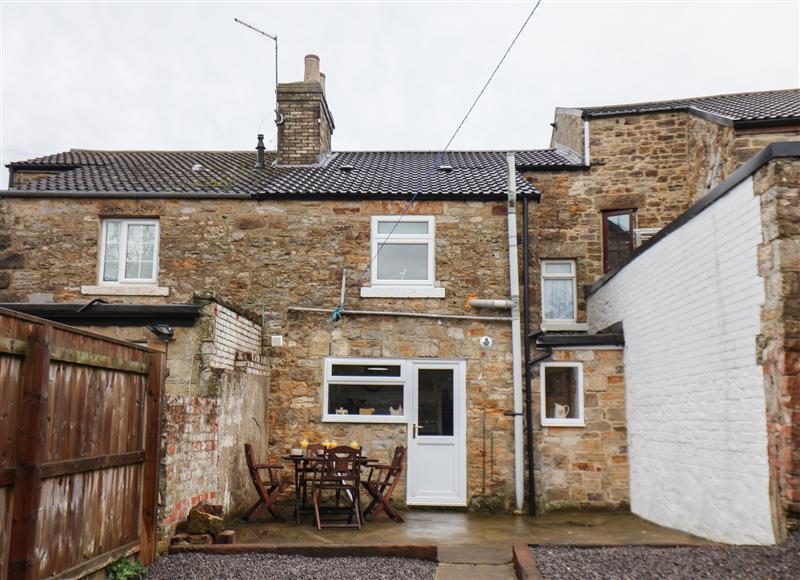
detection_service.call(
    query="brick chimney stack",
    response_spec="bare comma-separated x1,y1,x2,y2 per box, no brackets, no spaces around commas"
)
275,54,334,166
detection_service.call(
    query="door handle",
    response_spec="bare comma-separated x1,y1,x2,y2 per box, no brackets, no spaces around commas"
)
412,424,424,438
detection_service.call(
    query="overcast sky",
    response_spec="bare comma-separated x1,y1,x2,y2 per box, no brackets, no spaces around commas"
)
1,0,798,187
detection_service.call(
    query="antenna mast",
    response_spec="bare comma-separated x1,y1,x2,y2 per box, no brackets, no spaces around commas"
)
234,17,279,95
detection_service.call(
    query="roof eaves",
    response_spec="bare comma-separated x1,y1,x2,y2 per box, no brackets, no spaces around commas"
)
0,189,255,199
5,162,81,170
732,116,800,129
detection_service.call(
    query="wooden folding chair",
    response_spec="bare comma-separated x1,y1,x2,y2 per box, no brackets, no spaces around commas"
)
243,443,290,523
299,443,325,508
361,445,406,522
311,446,363,530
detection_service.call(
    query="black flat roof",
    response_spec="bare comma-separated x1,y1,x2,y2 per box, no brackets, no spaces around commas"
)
536,332,624,348
0,303,202,327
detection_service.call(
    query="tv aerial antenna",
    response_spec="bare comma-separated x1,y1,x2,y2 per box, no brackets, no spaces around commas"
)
234,18,283,126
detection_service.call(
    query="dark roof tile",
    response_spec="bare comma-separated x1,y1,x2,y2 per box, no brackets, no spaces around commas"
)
7,149,579,197
580,88,800,122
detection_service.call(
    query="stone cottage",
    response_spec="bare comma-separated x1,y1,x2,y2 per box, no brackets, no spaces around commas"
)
1,54,798,545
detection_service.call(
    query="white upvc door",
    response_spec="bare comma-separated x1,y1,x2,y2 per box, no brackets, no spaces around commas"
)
406,360,467,506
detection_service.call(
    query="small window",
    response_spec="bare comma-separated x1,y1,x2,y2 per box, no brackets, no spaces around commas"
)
603,209,635,272
540,362,584,427
541,260,576,323
370,216,435,286
99,219,159,284
324,358,407,423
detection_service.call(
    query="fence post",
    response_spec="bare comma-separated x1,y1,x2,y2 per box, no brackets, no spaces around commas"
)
140,350,165,564
8,323,51,580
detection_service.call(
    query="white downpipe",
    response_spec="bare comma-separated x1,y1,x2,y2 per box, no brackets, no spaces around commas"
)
506,152,524,512
583,119,591,165
468,299,513,310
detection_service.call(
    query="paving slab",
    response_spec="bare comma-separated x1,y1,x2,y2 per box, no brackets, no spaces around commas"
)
435,563,517,580
231,509,714,548
438,544,511,565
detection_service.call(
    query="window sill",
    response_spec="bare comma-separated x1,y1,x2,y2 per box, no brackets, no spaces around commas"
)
541,322,589,332
81,285,170,297
322,415,407,424
542,420,586,428
360,286,445,298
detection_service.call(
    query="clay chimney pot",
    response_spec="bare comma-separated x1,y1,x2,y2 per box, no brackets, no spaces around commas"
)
304,54,321,83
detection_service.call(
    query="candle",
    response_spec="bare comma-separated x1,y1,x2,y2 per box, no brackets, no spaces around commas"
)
300,439,309,449
350,441,359,449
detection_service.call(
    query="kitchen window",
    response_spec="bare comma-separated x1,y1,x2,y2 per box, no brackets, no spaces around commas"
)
541,260,577,323
324,358,407,423
603,209,635,272
540,362,584,427
361,216,444,298
99,219,159,284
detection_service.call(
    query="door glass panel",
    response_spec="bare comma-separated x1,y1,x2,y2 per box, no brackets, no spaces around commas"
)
417,369,454,436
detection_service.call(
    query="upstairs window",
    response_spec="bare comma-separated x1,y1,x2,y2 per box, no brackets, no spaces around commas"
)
603,209,635,272
370,216,435,287
541,260,576,323
100,219,159,284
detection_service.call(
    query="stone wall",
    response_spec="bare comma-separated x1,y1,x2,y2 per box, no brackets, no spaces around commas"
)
550,110,584,160
587,176,775,544
524,111,694,324
685,116,800,203
524,111,800,328
756,157,800,537
0,193,635,512
533,348,629,511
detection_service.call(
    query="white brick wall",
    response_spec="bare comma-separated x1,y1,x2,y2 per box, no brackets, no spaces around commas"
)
588,177,775,544
208,304,264,371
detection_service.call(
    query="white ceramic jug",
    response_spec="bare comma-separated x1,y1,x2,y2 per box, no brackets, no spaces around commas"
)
554,403,570,419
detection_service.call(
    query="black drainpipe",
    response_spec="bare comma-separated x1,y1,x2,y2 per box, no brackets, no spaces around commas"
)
522,194,553,516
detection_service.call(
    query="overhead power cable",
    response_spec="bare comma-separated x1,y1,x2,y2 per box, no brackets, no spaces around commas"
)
348,0,544,296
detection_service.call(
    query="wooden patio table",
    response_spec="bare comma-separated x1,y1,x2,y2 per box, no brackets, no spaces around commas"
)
282,454,378,525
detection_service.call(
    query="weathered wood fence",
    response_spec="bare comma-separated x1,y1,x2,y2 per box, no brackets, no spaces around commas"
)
0,307,165,579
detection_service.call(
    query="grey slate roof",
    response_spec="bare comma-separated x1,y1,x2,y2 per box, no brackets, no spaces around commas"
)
6,149,580,197
580,88,800,123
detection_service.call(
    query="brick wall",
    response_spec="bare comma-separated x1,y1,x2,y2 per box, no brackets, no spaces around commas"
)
756,157,800,536
587,176,775,544
159,300,268,542
276,81,333,165
207,302,264,371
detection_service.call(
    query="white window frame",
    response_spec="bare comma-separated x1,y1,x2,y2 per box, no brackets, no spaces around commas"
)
361,216,444,298
540,361,585,427
98,219,160,285
540,260,577,324
323,357,409,423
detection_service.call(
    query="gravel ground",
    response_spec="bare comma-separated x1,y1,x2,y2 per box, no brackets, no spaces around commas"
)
146,552,437,580
531,533,800,580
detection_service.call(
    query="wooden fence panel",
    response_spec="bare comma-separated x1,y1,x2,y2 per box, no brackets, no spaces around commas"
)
0,308,164,580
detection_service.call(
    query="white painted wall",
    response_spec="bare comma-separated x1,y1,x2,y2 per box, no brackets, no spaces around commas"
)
588,177,775,544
